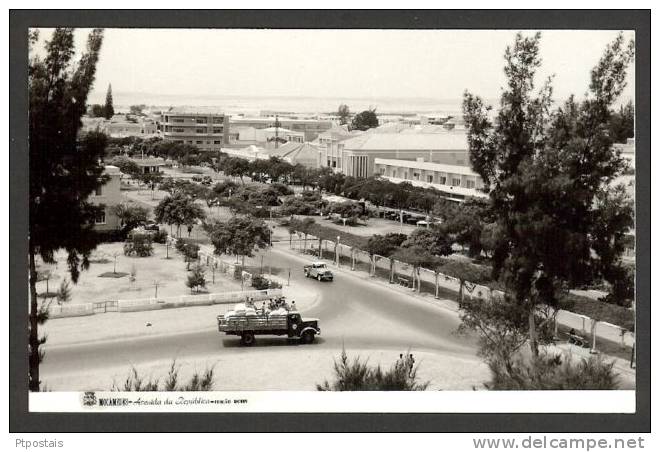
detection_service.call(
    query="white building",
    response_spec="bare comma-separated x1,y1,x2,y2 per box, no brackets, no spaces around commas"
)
374,158,487,202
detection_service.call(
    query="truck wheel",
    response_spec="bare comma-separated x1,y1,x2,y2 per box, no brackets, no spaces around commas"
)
241,332,255,346
301,330,315,344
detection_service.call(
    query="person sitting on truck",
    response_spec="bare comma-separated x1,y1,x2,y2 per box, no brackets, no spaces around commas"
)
290,300,296,311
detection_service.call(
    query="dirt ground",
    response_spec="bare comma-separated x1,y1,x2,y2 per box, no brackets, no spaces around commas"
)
36,242,242,305
41,347,490,392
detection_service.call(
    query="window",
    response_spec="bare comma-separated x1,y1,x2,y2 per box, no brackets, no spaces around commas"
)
466,180,476,189
212,117,224,124
95,211,106,225
172,118,184,123
438,176,447,185
196,128,206,134
427,175,433,183
196,140,203,144
94,185,103,196
452,178,461,186
213,128,223,134
172,127,185,133
214,140,222,144
196,118,207,124
413,172,420,180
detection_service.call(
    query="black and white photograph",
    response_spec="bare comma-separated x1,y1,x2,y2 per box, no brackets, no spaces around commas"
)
8,8,651,437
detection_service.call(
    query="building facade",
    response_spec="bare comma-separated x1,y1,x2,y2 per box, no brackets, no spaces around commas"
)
229,117,333,141
374,158,487,202
161,110,230,151
333,132,470,178
89,165,123,231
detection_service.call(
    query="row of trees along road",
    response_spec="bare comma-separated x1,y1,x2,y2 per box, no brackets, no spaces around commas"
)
460,32,635,373
28,28,106,391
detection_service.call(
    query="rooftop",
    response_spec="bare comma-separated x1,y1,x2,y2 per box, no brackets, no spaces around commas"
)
165,107,226,115
130,157,166,166
342,132,468,152
264,142,322,160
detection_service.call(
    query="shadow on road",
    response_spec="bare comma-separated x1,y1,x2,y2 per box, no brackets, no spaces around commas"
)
221,336,327,348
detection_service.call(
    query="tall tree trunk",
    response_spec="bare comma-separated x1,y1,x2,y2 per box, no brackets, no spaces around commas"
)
28,244,41,392
458,280,464,306
528,309,539,357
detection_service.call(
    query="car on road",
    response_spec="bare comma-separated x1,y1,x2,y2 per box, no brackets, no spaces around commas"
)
217,307,321,346
304,261,334,281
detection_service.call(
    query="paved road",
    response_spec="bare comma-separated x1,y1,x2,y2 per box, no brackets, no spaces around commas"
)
41,244,479,381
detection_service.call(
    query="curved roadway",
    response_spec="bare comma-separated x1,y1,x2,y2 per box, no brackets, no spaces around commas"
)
41,245,481,388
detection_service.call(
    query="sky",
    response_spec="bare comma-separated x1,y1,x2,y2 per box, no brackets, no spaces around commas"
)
32,29,635,109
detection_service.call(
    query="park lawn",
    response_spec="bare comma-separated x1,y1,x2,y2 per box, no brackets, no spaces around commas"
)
36,241,241,305
294,214,418,238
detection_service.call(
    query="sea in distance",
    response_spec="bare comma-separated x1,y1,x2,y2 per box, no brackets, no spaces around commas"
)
96,92,481,117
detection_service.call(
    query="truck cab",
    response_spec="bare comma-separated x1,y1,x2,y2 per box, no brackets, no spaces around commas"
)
287,312,320,343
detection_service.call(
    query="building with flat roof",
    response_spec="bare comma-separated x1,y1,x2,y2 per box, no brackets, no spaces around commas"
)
233,126,305,145
89,165,123,230
130,157,166,174
334,132,470,178
374,158,487,202
229,116,333,141
161,109,230,151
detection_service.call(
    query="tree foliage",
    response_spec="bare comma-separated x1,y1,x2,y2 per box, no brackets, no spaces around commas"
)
203,216,270,261
154,193,206,237
337,104,351,125
485,351,619,390
112,203,149,232
186,264,207,293
364,233,407,257
28,28,105,391
462,32,634,356
608,100,635,143
351,108,379,131
104,83,114,119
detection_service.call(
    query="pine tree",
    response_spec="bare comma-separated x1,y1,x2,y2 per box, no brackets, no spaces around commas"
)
462,32,634,358
104,83,114,119
28,28,105,391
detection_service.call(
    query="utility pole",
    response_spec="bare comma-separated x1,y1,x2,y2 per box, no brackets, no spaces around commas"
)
152,280,160,298
274,115,280,149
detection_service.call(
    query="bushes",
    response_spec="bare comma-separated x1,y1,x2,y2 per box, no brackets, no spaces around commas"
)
94,229,127,243
175,238,200,270
123,231,154,257
317,349,429,391
485,351,619,390
114,360,215,391
186,264,206,293
152,228,168,244
251,275,282,290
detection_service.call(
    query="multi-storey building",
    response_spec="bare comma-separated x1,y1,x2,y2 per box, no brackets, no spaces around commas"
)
374,158,487,202
229,117,333,141
161,109,230,151
333,132,470,179
89,165,123,230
